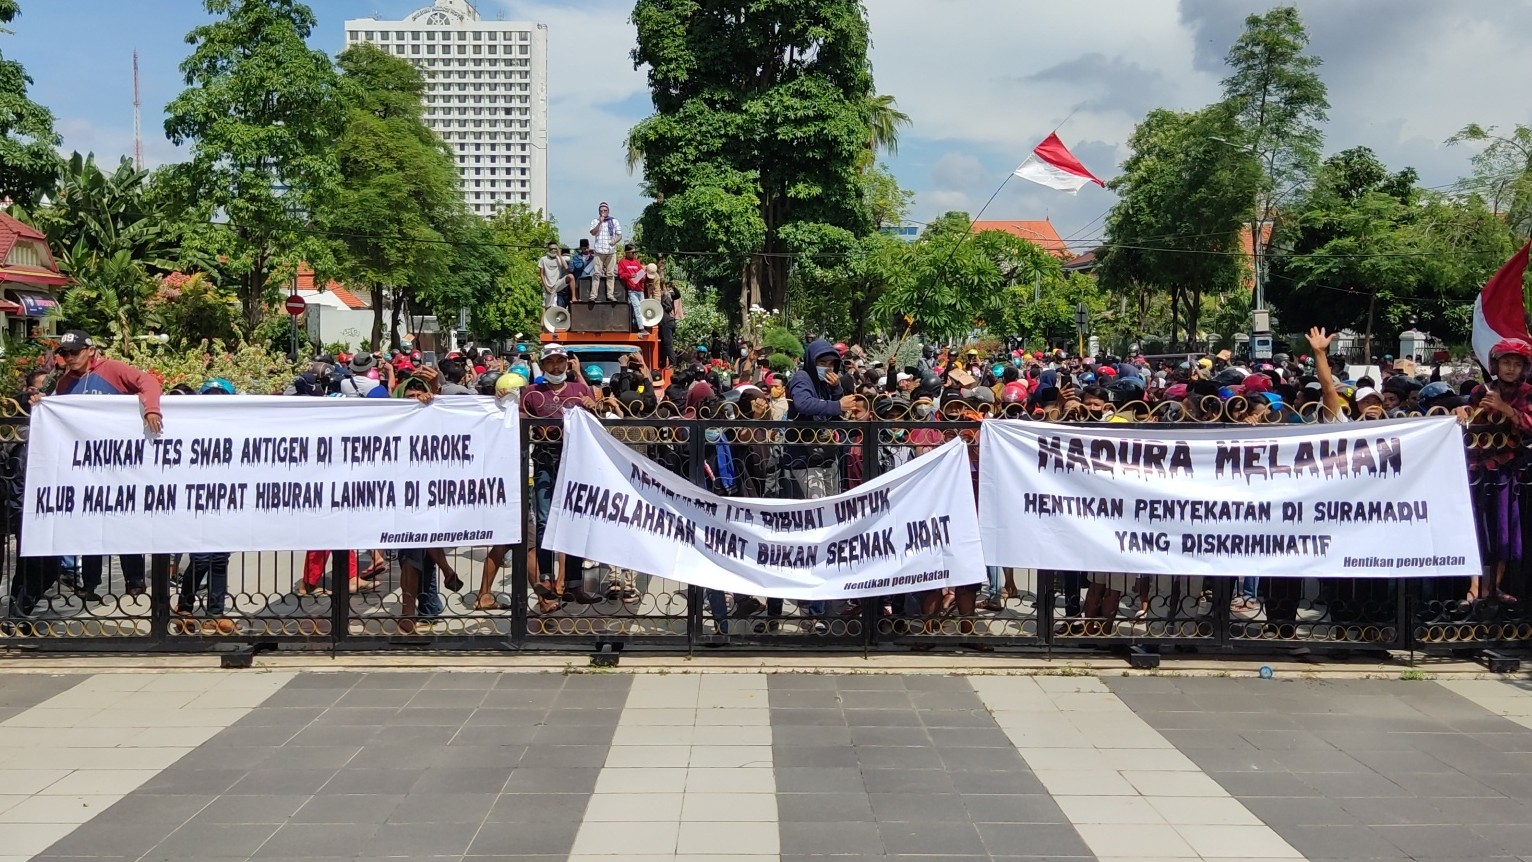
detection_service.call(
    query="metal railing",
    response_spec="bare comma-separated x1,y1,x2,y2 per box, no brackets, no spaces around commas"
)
1,399,1527,659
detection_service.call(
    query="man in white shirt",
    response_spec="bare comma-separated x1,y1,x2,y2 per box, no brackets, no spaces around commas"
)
588,201,622,301
538,243,570,309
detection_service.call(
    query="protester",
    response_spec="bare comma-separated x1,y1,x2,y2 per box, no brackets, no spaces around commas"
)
51,330,161,602
588,201,622,300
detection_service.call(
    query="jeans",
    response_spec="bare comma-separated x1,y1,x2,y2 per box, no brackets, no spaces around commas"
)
534,463,584,588
178,553,230,615
627,289,646,331
82,555,145,594
1237,576,1258,601
705,590,784,634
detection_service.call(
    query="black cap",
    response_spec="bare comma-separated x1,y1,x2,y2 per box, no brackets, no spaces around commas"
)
58,330,93,350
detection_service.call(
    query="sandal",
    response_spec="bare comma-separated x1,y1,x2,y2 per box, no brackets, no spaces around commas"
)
295,584,329,597
359,562,387,580
474,595,515,611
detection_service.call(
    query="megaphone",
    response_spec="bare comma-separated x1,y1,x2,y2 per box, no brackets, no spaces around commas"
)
541,306,571,333
637,299,664,328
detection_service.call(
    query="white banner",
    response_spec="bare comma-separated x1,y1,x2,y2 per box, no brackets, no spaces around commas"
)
22,395,522,555
544,408,985,600
980,416,1480,578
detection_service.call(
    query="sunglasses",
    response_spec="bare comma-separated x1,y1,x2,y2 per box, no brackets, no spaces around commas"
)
58,348,85,357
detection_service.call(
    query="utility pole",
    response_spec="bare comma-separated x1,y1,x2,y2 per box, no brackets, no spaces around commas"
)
132,50,143,170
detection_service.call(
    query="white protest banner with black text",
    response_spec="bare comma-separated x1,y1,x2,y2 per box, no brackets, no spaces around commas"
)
979,416,1479,578
543,408,984,600
22,395,522,555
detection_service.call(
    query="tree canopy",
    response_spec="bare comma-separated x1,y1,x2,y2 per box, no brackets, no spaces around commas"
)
627,0,881,317
0,0,59,207
163,0,341,333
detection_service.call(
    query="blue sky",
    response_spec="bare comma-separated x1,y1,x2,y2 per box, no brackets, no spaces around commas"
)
8,0,1532,252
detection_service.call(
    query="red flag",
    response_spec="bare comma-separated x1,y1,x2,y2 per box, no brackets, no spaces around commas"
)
1472,240,1532,368
1013,133,1104,195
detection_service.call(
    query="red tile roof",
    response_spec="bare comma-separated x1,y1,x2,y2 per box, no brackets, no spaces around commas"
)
295,264,369,309
0,211,68,286
328,284,369,310
970,220,1071,258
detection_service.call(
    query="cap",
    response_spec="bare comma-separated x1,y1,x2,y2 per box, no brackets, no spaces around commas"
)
967,348,979,356
895,372,913,383
57,330,93,350
349,353,376,372
1354,386,1382,403
644,263,658,276
541,343,567,359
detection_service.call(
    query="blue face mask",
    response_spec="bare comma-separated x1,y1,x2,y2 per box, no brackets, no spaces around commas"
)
704,428,723,444
816,365,832,380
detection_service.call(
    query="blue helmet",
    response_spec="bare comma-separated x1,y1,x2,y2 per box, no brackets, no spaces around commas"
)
200,377,235,395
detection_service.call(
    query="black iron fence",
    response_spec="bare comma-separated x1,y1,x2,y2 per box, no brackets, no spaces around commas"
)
1,399,1527,659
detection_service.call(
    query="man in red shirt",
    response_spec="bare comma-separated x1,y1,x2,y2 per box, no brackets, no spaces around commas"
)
522,344,601,604
49,330,163,602
616,243,649,333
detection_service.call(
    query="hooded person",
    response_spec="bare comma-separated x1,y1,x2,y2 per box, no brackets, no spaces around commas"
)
784,338,861,500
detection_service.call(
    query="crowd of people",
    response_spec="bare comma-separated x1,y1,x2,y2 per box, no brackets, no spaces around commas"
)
3,320,1528,643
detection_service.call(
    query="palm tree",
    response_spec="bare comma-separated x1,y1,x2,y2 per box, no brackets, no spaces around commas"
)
864,93,911,157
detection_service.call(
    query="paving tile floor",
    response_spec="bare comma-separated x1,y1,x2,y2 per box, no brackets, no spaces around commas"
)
3,669,1532,861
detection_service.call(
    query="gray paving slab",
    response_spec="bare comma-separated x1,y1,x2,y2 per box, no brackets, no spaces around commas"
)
769,674,1097,861
0,672,85,708
1110,676,1532,860
26,670,628,862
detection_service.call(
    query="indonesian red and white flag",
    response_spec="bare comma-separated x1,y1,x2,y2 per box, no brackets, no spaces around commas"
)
1013,132,1104,195
1471,240,1532,368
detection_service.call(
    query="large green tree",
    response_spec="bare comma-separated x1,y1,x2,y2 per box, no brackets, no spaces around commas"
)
1219,5,1329,200
1267,147,1515,354
316,43,464,349
0,0,59,207
1448,123,1532,241
478,205,558,342
163,0,340,333
1097,107,1260,347
628,0,878,316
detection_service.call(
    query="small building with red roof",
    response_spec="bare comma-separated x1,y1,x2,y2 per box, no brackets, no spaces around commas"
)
0,211,68,340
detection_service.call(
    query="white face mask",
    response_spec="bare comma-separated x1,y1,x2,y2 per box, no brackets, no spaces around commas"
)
544,372,567,385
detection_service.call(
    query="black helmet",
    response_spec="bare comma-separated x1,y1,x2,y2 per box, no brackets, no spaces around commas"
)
476,371,503,396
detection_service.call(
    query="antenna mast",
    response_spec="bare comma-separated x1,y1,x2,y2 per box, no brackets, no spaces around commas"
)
132,50,143,170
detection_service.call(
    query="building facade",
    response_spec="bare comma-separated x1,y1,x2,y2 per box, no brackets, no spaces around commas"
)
344,0,548,217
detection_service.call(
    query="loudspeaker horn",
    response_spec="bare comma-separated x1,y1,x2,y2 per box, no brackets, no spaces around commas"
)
541,306,571,332
637,298,664,328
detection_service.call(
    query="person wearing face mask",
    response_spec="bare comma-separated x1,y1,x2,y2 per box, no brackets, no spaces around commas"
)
521,344,602,605
763,373,789,420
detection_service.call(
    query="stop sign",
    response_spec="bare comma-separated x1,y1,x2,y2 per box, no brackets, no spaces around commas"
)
284,294,306,316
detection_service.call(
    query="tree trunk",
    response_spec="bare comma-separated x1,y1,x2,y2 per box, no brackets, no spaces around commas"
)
244,249,268,337
1168,284,1183,348
1363,288,1377,362
390,292,405,350
1187,285,1204,352
370,284,385,351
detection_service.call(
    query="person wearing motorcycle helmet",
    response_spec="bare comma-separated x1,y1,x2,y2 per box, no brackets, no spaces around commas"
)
1466,337,1532,604
199,377,235,395
476,370,503,396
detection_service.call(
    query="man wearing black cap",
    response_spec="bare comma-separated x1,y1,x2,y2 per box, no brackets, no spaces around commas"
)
50,330,163,601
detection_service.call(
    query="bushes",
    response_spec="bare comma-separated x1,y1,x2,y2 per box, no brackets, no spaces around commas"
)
761,325,803,360
120,340,302,395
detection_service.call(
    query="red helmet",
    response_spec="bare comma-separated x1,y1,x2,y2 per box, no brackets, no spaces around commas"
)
1490,338,1532,362
833,342,847,355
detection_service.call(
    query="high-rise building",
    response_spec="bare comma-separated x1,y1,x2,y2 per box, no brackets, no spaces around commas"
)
344,0,548,217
